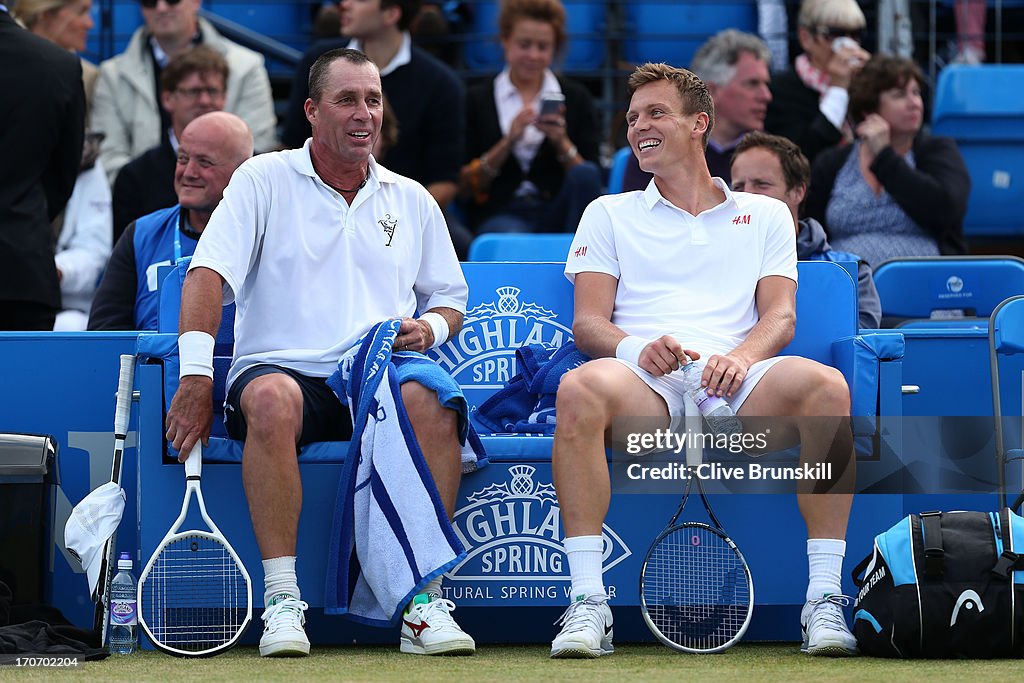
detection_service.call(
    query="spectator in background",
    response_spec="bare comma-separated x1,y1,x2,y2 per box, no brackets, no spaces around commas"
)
621,29,773,192
88,112,252,331
12,0,97,115
459,0,602,234
91,0,275,185
804,56,970,267
282,0,471,256
112,46,227,243
765,0,870,165
0,5,85,331
731,131,881,329
14,0,112,330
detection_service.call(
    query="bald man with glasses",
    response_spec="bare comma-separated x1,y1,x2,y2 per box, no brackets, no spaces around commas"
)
92,0,277,184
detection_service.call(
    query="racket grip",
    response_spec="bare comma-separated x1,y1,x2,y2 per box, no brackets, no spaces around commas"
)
184,441,203,478
114,355,136,436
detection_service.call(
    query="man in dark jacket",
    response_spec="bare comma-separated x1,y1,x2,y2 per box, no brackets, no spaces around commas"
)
730,131,881,329
0,8,85,330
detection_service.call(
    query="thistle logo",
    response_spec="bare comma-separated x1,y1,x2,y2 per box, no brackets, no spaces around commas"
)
431,286,572,390
446,465,631,583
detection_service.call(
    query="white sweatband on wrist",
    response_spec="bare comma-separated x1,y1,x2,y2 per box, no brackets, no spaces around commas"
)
419,312,450,349
615,335,648,366
178,330,215,379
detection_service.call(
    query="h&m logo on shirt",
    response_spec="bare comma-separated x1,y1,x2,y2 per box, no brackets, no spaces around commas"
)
573,245,588,257
732,214,751,225
378,213,398,246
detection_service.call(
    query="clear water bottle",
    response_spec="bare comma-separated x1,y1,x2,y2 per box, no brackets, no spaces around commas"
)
109,551,138,655
681,359,744,438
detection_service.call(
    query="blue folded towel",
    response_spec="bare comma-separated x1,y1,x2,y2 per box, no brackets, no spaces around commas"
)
477,342,590,435
323,319,486,626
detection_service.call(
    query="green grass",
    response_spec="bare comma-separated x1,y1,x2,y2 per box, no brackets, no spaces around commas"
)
4,644,1023,683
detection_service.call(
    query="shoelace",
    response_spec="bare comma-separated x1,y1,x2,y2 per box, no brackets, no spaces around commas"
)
553,596,608,634
806,594,852,630
410,598,462,633
262,597,308,632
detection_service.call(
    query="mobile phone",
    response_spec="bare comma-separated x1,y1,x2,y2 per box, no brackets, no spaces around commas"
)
832,36,859,52
539,92,565,116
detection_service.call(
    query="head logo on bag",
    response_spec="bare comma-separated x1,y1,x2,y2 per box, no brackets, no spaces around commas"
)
950,589,984,627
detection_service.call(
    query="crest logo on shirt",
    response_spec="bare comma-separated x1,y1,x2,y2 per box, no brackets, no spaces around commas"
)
378,213,398,246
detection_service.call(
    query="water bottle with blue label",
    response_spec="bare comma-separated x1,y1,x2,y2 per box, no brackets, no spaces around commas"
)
109,552,138,655
681,358,743,438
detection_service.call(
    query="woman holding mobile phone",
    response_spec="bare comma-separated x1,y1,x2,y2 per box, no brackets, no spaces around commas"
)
764,0,870,165
459,0,602,234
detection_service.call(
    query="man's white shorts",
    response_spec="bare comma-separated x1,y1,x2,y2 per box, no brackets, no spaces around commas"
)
612,355,791,416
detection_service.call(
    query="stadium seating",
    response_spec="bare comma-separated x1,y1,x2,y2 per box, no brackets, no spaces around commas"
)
126,260,904,645
990,296,1024,509
606,146,634,195
932,65,1024,237
621,1,757,68
467,233,575,262
873,255,1024,324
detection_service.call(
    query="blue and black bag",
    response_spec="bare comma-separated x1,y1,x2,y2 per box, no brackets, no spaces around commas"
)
851,509,1024,658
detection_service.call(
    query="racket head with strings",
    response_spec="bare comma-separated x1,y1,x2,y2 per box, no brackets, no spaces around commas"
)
94,354,136,645
137,444,252,657
639,476,754,653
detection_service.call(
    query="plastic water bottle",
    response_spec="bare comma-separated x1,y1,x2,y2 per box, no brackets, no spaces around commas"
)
109,552,138,655
681,360,743,438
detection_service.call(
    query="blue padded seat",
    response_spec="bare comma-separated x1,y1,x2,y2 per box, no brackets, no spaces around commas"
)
932,65,1024,237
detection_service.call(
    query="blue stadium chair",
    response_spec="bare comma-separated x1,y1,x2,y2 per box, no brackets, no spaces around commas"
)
468,233,575,262
462,1,607,73
932,65,1024,237
991,296,1024,509
606,146,634,194
622,1,757,68
872,256,1024,324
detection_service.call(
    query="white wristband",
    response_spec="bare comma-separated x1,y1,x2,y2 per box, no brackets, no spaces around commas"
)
178,330,215,379
419,312,450,349
615,335,648,366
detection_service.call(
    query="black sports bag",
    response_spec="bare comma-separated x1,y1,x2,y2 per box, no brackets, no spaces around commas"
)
851,509,1024,658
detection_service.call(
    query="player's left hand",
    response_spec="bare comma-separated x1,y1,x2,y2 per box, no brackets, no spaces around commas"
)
701,353,751,398
394,317,432,353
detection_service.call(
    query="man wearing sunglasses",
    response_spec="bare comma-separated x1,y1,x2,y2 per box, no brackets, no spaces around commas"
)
92,0,276,185
765,0,870,164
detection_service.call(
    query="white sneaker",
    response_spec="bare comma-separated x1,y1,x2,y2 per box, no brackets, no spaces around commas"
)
400,593,476,655
259,595,310,657
801,594,858,656
550,594,614,658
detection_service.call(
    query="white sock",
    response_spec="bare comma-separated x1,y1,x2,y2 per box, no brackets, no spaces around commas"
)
806,538,845,601
263,556,300,606
421,575,443,598
565,535,606,600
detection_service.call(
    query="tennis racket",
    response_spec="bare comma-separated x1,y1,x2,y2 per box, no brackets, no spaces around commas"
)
138,442,252,657
93,354,136,646
639,405,754,653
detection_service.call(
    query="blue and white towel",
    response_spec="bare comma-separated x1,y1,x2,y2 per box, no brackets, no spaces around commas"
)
323,319,486,626
476,342,590,434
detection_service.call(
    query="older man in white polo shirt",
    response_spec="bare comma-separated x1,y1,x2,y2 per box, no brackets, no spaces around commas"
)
548,63,858,659
163,48,472,659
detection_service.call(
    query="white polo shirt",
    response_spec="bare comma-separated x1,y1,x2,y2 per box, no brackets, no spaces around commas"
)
189,141,468,388
565,178,797,358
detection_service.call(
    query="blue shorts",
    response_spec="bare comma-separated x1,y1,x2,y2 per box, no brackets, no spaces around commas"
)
224,364,353,447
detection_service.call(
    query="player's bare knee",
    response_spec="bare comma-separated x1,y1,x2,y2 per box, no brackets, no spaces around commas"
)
556,369,611,428
804,366,850,417
240,376,302,440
